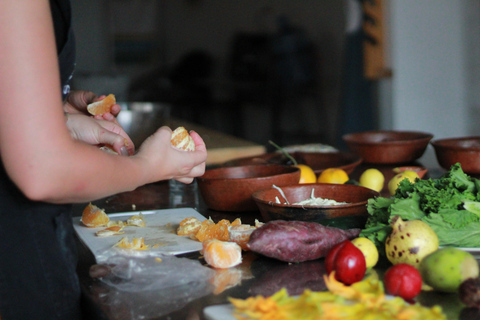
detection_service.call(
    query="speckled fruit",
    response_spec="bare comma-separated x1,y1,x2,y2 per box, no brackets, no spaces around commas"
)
385,216,439,268
419,247,479,293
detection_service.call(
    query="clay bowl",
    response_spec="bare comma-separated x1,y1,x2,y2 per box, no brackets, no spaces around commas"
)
224,151,362,175
431,136,480,175
252,183,379,229
197,165,301,212
342,130,433,164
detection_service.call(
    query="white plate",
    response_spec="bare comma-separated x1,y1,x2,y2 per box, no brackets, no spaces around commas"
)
203,304,236,320
73,208,205,261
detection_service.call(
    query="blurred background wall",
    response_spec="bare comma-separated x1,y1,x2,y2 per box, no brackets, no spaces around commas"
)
71,0,480,151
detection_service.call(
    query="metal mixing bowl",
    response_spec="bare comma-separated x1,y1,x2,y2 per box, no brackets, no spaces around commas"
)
117,102,171,148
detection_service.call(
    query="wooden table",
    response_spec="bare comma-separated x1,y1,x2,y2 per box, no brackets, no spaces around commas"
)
74,151,476,320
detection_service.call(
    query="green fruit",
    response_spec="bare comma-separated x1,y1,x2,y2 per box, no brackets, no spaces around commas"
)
385,216,439,268
419,247,479,293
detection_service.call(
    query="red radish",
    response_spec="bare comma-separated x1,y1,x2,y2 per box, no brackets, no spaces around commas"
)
325,240,366,285
384,263,422,300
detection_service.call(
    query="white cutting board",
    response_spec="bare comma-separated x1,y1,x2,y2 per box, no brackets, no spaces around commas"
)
73,208,206,261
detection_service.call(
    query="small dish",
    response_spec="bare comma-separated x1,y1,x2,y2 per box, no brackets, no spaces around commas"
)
224,151,362,175
342,130,433,164
197,165,301,212
431,136,480,175
252,183,379,229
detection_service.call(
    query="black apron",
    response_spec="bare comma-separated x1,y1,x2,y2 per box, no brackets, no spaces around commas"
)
0,1,80,319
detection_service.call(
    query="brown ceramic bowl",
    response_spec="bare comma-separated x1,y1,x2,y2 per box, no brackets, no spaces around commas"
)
224,151,362,175
197,165,301,212
252,183,379,229
431,136,480,174
342,130,433,164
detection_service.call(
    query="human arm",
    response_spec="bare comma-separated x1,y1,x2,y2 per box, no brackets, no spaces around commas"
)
0,0,207,203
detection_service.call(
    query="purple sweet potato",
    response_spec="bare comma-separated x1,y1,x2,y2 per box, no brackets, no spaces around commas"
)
247,220,361,263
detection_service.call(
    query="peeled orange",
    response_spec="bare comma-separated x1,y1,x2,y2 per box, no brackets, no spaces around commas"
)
81,203,109,227
317,168,349,184
295,164,317,184
194,218,241,242
203,239,242,269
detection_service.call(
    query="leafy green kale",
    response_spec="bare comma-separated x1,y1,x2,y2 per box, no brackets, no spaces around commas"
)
360,163,480,255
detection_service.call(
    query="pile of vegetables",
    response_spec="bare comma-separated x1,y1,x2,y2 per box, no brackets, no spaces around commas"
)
361,163,480,254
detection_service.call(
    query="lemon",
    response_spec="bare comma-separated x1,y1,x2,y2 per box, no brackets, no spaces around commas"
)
359,168,385,192
295,164,317,184
317,168,349,184
387,170,420,195
351,237,379,269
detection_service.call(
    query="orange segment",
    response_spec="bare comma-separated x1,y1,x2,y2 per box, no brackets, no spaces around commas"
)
177,217,202,236
203,239,242,269
87,94,116,116
81,203,109,227
196,219,231,242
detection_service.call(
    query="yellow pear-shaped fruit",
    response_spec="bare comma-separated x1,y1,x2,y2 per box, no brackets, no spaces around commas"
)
385,216,439,268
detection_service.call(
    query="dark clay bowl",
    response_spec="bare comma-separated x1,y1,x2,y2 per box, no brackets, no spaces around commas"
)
197,165,301,212
342,130,433,164
224,151,362,175
431,136,480,175
252,183,379,229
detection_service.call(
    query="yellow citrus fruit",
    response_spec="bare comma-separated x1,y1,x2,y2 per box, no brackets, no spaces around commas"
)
359,168,385,192
317,168,349,184
387,170,420,195
351,237,379,269
295,164,317,184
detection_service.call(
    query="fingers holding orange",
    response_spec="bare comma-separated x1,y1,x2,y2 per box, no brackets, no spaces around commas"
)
171,126,195,151
87,94,116,116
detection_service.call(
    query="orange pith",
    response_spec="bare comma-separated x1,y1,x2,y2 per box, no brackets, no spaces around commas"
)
81,203,109,227
229,225,255,251
203,239,242,269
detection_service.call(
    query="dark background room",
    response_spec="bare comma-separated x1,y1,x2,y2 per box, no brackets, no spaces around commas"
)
71,0,479,159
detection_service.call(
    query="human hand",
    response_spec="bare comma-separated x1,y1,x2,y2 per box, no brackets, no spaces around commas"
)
66,113,135,155
64,90,121,120
135,127,207,184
